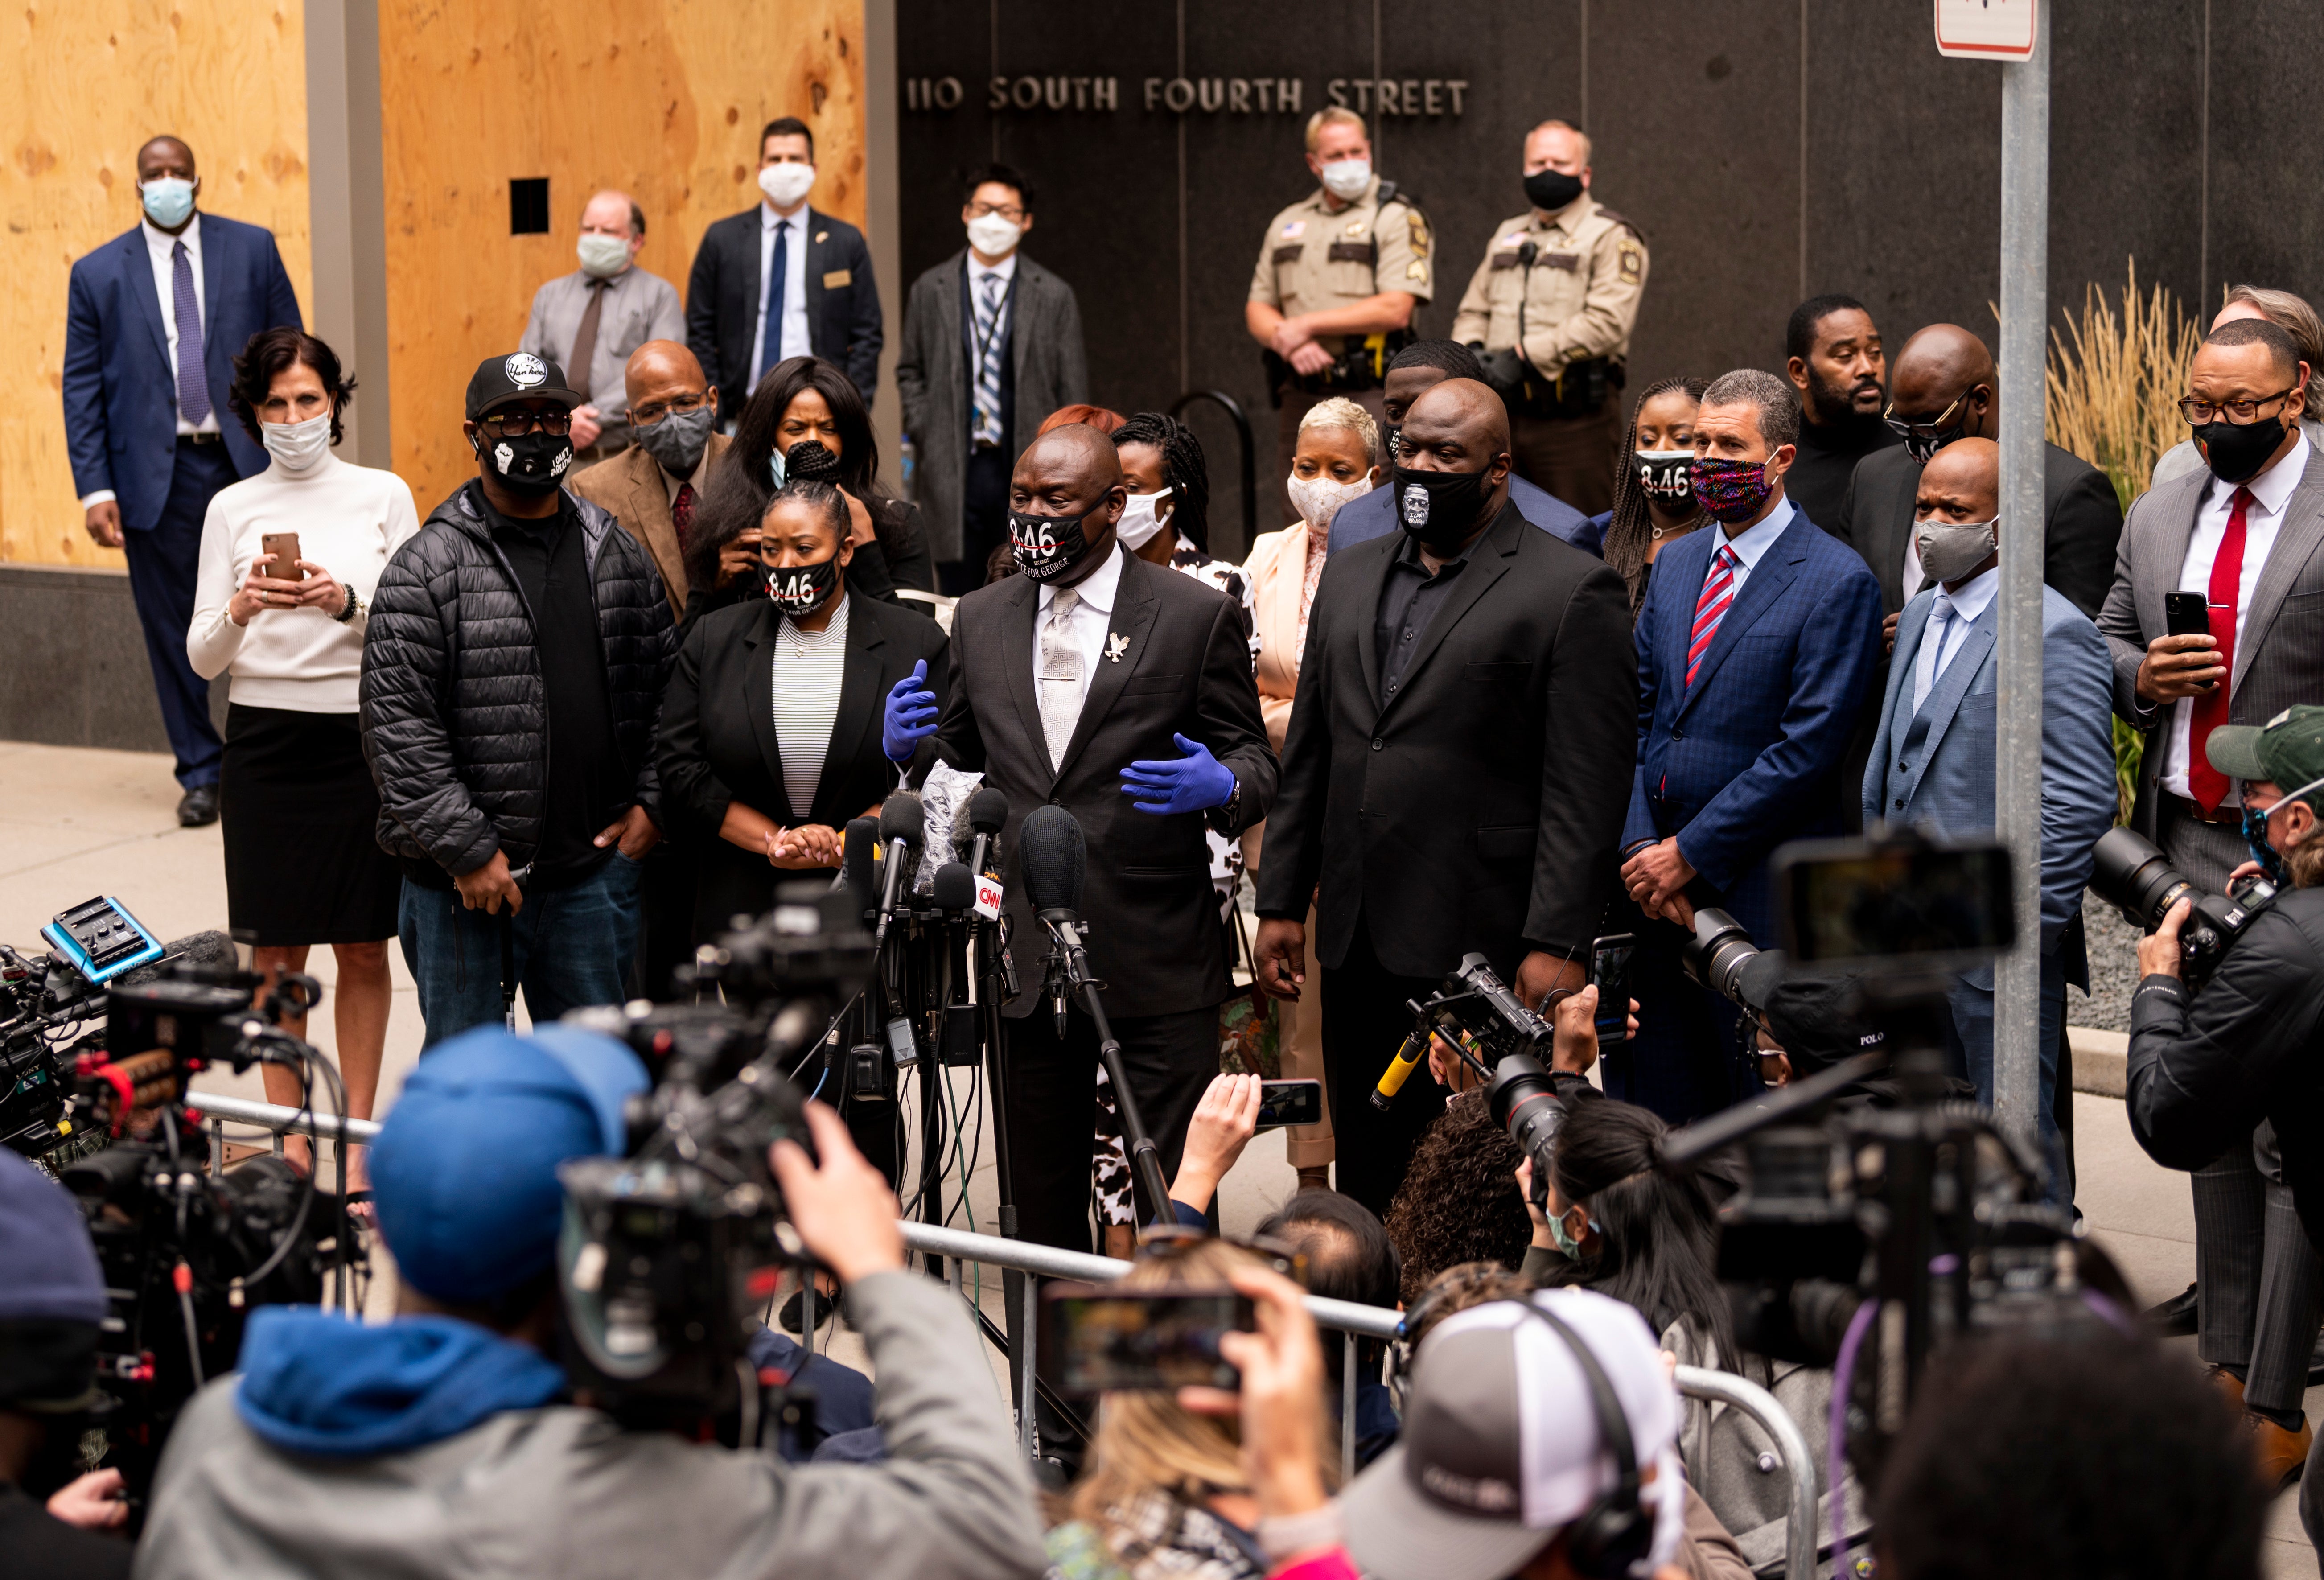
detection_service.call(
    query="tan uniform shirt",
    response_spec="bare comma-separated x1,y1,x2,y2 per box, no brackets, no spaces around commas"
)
1450,193,1647,376
1247,175,1434,355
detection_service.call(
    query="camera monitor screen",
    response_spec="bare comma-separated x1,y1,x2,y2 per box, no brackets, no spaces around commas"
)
1776,835,2016,970
1042,1284,1250,1394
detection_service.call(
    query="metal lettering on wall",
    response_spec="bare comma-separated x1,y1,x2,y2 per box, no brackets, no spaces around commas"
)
903,75,1468,117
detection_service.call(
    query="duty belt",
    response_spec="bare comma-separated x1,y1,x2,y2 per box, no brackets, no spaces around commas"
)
1264,329,1415,404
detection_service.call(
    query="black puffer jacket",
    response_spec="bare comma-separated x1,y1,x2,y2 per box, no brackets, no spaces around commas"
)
361,482,677,876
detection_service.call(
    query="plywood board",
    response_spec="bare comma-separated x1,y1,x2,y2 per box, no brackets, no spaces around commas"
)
378,0,866,512
0,2,313,567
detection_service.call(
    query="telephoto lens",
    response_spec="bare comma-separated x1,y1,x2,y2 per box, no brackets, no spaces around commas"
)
1486,1054,1565,1209
1683,907,1782,1011
2089,827,2198,931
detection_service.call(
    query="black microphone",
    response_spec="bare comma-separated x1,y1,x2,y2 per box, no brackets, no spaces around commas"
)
931,861,976,915
875,792,925,946
966,786,1009,881
1020,804,1086,918
840,817,880,922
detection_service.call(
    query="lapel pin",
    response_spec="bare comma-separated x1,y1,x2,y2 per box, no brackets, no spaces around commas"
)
1105,633,1129,664
815,230,829,244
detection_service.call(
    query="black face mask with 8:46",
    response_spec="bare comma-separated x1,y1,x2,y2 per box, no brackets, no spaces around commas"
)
1008,502,1110,582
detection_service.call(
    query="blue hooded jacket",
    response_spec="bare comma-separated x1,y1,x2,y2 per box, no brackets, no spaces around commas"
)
235,1307,566,1458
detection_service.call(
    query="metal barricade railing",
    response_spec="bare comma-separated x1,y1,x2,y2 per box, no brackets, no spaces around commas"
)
188,1091,1820,1580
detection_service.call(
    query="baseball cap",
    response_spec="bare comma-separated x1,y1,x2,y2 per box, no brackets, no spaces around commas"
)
1343,1288,1683,1580
464,351,586,420
0,1149,108,1408
2206,704,2324,806
369,1024,647,1304
1760,968,1885,1078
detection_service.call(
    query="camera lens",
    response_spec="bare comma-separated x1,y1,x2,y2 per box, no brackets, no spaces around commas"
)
1683,907,1760,1007
2090,827,2196,930
1486,1054,1564,1174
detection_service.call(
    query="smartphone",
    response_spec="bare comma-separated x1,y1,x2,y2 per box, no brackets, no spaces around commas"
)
2164,591,2217,691
1041,1284,1252,1394
1589,934,1635,1047
1254,1078,1324,1131
260,531,306,583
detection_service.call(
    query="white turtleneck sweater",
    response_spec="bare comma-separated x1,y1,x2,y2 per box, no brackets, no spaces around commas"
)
187,451,421,712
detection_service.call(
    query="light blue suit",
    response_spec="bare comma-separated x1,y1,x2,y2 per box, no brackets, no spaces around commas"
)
1864,580,2117,1158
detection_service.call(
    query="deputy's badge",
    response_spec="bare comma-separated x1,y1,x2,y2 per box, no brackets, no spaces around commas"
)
1105,633,1129,664
1407,211,1430,257
503,352,548,388
1400,484,1430,528
1407,260,1428,281
1345,219,1366,236
1618,242,1644,283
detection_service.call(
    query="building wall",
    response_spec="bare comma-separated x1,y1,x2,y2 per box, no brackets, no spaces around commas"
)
0,0,314,568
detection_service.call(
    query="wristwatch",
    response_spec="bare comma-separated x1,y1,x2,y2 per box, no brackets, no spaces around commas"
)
1206,776,1243,835
334,585,364,625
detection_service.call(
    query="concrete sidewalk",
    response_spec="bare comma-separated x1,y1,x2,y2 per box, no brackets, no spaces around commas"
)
0,741,2312,1574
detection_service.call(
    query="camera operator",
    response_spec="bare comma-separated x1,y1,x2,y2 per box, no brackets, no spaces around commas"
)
2126,708,2324,1498
0,1152,132,1580
136,1025,1047,1580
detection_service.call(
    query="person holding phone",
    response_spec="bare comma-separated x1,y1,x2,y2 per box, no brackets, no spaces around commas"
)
188,327,417,1180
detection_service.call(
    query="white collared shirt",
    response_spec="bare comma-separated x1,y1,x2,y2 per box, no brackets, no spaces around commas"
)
750,203,814,391
1706,494,1794,603
1034,543,1124,725
1910,564,1999,716
144,214,219,438
2159,431,2312,801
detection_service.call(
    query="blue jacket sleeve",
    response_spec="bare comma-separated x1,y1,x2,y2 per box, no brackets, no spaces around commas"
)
62,262,111,499
1674,561,1883,891
262,235,304,329
2038,607,2121,949
1621,570,1664,854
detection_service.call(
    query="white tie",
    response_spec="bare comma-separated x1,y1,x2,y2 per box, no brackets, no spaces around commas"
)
1038,588,1083,773
1913,595,1956,716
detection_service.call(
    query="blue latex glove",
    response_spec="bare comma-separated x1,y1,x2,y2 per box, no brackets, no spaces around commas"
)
1120,733,1236,815
883,660,938,762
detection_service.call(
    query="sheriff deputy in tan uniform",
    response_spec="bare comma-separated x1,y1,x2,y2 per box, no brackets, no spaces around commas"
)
1246,107,1432,523
1451,118,1648,516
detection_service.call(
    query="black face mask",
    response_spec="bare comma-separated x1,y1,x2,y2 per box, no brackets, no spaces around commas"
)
766,553,841,619
1523,168,1584,214
1391,461,1495,555
477,430,574,494
1009,502,1111,582
1382,422,1404,464
2197,415,2288,484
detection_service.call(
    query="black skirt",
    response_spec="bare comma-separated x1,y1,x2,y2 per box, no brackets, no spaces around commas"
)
220,705,401,946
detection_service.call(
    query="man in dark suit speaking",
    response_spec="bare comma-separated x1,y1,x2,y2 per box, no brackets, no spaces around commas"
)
1252,379,1637,1217
883,425,1274,1253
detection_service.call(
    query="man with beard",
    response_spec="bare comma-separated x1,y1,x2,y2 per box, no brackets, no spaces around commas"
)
1781,294,1899,529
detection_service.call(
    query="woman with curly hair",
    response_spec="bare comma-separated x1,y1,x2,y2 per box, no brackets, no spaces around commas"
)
1594,375,1710,618
1381,1091,1534,1305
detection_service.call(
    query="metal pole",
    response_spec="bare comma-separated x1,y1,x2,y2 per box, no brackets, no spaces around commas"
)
1993,0,2051,1159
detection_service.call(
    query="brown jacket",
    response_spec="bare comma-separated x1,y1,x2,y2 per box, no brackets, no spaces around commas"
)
568,432,732,616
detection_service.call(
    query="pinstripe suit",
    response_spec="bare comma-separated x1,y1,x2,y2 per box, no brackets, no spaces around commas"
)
2098,438,2324,1415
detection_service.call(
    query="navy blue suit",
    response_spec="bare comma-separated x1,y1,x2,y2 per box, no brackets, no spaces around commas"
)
1615,501,1883,1120
63,214,302,786
1327,473,1604,557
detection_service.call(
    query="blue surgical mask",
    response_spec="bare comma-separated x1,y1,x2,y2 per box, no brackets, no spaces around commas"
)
768,447,787,489
2242,802,2289,887
140,177,196,230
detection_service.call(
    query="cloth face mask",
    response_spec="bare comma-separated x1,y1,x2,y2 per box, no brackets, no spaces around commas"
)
767,554,841,619
576,232,630,280
262,411,333,475
634,403,716,478
966,212,1023,257
1523,167,1584,214
1114,488,1174,552
1636,450,1695,503
2196,414,2287,484
1913,515,1998,585
1286,472,1373,534
1690,456,1774,524
758,162,816,210
480,430,573,494
1009,503,1109,582
1391,461,1493,555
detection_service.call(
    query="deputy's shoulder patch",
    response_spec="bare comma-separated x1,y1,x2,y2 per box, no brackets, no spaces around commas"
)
1281,219,1306,239
1617,241,1643,283
1406,210,1430,258
1407,260,1429,281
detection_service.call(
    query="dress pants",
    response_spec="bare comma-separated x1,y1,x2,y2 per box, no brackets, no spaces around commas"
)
1001,998,1219,1253
1510,404,1619,518
1274,387,1388,526
944,442,1014,596
397,855,642,1048
123,437,235,789
1938,947,2070,1201
1319,917,1450,1222
627,839,698,1004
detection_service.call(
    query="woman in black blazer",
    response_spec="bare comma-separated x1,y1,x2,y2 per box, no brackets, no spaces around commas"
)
659,477,950,943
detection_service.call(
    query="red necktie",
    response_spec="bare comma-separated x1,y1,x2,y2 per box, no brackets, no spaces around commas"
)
2187,485,2252,816
1686,544,1739,688
672,481,697,549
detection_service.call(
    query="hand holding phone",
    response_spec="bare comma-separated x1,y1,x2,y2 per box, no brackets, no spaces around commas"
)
1043,1284,1253,1393
1589,934,1635,1049
2143,595,2225,700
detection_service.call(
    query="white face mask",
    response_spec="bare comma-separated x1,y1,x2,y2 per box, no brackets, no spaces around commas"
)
1285,471,1373,534
261,410,333,474
758,161,816,210
576,231,631,279
1319,158,1372,201
965,212,1023,259
1115,487,1174,551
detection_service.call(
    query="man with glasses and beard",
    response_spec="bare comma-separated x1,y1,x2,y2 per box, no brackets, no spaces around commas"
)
1781,294,1899,531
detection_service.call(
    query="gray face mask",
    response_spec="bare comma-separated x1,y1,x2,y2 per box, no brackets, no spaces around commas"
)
1914,514,1998,585
634,402,718,479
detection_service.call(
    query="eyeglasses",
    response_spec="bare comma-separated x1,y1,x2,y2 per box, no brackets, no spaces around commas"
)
631,391,714,427
2179,387,2299,426
1882,389,1973,442
966,201,1028,223
479,411,572,438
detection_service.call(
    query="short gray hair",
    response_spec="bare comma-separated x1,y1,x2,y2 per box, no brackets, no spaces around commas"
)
1700,368,1800,449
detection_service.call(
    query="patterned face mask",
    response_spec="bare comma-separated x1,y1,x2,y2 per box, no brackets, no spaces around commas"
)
1690,456,1773,523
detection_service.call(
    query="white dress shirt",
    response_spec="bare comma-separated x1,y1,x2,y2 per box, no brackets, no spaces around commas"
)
1704,494,1794,603
82,215,221,511
2158,430,2312,800
750,204,814,392
1034,543,1125,726
1909,564,1999,716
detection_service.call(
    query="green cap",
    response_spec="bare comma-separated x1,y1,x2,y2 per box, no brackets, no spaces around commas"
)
2205,704,2324,799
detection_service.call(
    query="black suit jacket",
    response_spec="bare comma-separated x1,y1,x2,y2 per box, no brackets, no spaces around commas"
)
656,593,949,939
927,547,1275,1018
1834,440,2123,617
685,206,883,418
1254,502,1637,979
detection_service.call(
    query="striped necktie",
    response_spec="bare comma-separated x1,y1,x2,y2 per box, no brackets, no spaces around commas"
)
971,271,1006,447
1685,543,1739,688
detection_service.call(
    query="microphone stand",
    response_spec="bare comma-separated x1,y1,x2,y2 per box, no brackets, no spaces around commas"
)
1040,909,1173,1224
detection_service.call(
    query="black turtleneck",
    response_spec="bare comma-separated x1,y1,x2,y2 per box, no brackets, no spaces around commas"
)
1788,413,1900,532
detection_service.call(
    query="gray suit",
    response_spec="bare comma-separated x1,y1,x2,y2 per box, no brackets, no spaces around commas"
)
2097,440,2324,1418
518,266,685,449
895,251,1087,563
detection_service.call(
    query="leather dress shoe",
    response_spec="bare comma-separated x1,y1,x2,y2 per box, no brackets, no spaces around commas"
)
2246,1413,2313,1492
2146,1281,2198,1337
177,785,220,827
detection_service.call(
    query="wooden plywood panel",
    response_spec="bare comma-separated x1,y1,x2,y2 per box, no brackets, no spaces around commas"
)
379,0,865,513
0,2,313,567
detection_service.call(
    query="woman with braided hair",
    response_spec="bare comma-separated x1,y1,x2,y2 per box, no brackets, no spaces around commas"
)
1593,375,1710,619
1112,411,1257,650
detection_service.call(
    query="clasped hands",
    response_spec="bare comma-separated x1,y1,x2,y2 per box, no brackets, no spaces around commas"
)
1621,836,1696,927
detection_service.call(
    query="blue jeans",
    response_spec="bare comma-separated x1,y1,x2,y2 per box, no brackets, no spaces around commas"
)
1941,948,2068,1192
398,854,642,1047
